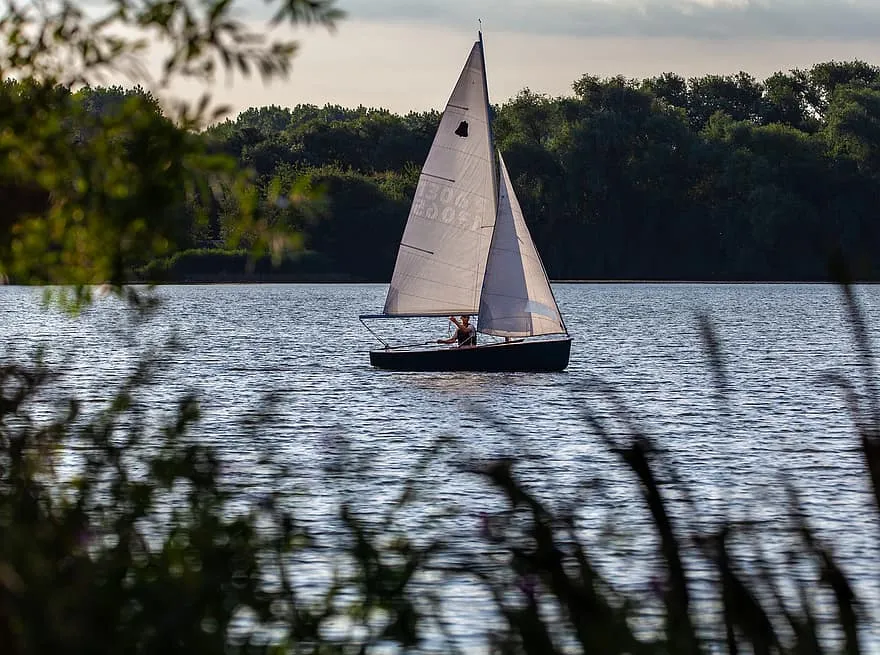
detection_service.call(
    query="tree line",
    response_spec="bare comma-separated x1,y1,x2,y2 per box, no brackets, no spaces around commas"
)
7,60,880,282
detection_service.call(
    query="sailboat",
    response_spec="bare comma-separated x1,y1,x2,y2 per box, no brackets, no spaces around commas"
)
359,32,572,372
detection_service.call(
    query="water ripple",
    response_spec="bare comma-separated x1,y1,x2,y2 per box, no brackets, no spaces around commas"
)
2,282,879,636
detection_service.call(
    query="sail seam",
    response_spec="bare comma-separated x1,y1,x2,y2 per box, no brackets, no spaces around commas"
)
407,216,494,237
481,290,557,304
392,291,479,312
428,143,492,161
396,271,482,290
398,252,483,270
481,246,544,262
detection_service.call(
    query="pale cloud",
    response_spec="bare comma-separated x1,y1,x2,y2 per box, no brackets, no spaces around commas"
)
82,1,880,115
154,19,880,115
332,0,880,40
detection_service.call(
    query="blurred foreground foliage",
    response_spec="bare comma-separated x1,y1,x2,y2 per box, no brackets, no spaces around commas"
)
0,0,341,307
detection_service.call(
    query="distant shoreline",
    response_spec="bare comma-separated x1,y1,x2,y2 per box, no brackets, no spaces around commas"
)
551,279,880,285
101,250,878,287
129,275,880,285
4,278,878,287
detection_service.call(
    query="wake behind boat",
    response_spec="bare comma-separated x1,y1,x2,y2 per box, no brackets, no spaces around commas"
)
359,32,572,372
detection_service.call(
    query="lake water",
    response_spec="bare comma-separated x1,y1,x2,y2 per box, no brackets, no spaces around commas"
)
2,283,879,648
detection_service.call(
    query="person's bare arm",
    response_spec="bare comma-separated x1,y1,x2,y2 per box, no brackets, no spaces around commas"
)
448,315,462,329
436,336,455,344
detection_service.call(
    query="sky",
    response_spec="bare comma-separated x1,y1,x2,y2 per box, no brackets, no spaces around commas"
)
155,0,880,115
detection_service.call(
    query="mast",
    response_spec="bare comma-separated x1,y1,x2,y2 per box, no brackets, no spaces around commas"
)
478,28,499,220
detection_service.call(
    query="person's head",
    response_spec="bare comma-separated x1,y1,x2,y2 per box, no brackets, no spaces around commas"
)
460,315,470,326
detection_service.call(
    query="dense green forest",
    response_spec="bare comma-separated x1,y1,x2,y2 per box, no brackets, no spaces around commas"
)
8,60,880,282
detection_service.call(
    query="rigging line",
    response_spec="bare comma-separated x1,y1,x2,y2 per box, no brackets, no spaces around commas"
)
362,315,463,320
533,246,568,336
384,312,481,322
384,340,446,351
358,315,389,348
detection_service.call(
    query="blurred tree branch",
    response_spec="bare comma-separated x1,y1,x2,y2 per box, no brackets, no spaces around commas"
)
0,0,341,309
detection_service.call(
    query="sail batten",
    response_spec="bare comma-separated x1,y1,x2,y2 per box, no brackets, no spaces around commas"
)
477,155,566,338
382,40,496,316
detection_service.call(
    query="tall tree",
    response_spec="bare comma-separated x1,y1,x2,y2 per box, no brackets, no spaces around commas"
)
687,72,769,131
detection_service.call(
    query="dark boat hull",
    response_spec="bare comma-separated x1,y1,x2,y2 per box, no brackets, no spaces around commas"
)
369,337,572,372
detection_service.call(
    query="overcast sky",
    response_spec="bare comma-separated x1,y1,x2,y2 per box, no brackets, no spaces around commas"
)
158,0,880,115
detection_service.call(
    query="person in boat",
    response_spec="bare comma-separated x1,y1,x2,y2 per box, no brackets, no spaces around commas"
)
437,315,477,347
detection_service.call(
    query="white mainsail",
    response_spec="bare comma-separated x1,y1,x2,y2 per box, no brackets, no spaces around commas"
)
382,38,496,316
477,154,566,337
